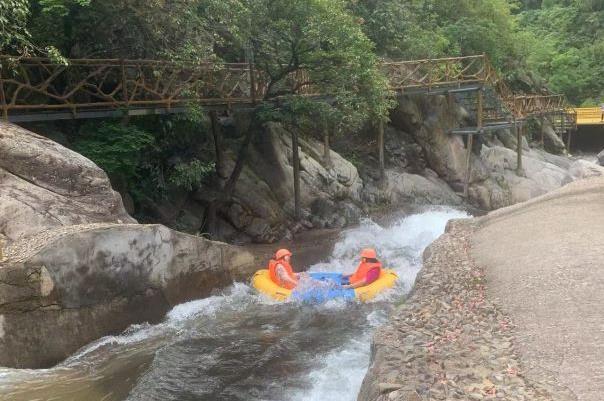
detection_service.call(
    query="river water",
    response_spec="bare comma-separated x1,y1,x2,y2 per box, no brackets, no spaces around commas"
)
0,208,467,401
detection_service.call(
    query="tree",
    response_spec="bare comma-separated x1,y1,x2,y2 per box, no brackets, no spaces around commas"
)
0,0,31,54
201,0,392,226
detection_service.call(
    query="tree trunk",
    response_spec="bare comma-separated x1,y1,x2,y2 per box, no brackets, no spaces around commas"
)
210,111,226,180
378,119,385,180
205,111,225,236
223,117,259,197
515,118,523,176
205,111,259,235
292,129,301,221
323,127,331,167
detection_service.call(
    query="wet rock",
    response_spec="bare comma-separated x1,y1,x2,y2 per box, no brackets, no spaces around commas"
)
0,223,257,369
0,122,135,245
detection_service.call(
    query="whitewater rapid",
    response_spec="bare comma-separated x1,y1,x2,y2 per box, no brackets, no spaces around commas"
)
0,207,468,401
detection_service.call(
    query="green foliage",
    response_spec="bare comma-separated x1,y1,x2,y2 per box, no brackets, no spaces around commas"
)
38,0,90,15
0,0,31,53
169,159,215,191
518,0,604,103
73,122,154,179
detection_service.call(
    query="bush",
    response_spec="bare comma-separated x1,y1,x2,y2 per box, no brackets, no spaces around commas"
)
168,159,215,191
73,121,155,179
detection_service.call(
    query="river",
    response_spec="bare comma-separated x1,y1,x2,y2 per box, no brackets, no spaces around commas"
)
0,207,467,401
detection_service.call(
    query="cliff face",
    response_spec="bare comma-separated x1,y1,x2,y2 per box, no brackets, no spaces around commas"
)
0,123,257,368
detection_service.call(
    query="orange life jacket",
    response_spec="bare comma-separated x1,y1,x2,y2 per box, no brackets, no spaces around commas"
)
349,261,382,285
268,259,297,289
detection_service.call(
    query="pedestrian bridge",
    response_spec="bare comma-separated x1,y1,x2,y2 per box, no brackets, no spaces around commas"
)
575,107,604,125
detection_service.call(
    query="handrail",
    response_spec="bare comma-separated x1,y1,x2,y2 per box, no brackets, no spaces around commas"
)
0,54,576,126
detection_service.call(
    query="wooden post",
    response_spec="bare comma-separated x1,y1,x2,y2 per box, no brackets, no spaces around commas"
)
463,134,474,198
120,59,130,125
515,118,523,175
0,75,8,121
378,119,385,180
464,89,482,197
567,128,573,152
292,129,301,221
540,116,544,148
121,59,129,107
248,51,256,105
323,126,331,167
206,110,226,236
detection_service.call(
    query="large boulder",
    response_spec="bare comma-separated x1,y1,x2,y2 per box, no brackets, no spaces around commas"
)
468,145,604,210
0,123,260,369
540,119,566,155
0,223,256,368
0,122,135,245
364,169,463,206
391,95,472,186
233,122,363,231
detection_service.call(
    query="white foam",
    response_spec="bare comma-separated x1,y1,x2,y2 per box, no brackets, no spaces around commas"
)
1,208,467,400
296,207,468,400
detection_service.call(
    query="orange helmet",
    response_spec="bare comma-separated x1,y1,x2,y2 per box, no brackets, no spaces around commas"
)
275,248,292,260
361,248,377,259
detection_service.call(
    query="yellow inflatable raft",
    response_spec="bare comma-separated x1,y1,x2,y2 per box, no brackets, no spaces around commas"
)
252,269,398,302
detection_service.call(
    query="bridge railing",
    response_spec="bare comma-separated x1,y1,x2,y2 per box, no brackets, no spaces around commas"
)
0,57,317,118
0,55,576,126
382,55,494,92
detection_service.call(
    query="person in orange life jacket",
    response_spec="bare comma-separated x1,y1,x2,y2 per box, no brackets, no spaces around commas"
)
268,248,300,289
342,248,382,289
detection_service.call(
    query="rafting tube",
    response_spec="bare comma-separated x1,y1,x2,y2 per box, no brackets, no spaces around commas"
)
252,269,398,302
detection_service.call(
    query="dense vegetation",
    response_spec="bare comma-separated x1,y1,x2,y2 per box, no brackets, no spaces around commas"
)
1,0,602,233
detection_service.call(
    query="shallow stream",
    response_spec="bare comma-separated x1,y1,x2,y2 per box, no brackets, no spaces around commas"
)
0,208,467,401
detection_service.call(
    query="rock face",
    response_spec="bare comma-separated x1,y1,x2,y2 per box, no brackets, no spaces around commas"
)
194,121,365,243
469,146,604,209
0,223,255,368
389,95,604,211
363,169,463,207
244,122,363,231
0,123,257,368
540,119,566,155
0,122,135,245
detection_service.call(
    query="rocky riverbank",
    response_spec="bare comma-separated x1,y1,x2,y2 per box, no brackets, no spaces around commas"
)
358,176,604,401
358,219,561,401
0,123,259,368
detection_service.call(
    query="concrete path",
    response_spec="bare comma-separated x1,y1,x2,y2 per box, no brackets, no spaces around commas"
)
472,176,604,401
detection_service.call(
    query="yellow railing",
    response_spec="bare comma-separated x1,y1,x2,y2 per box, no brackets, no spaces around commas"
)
575,107,603,125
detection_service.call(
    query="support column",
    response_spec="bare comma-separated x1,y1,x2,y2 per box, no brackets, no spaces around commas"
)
120,59,130,125
567,129,573,152
292,129,301,221
0,75,8,121
540,116,545,148
515,118,523,175
464,90,482,198
463,134,474,197
323,126,332,167
378,119,385,180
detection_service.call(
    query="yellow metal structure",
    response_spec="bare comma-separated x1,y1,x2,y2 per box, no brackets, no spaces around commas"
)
251,269,398,302
575,107,604,125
